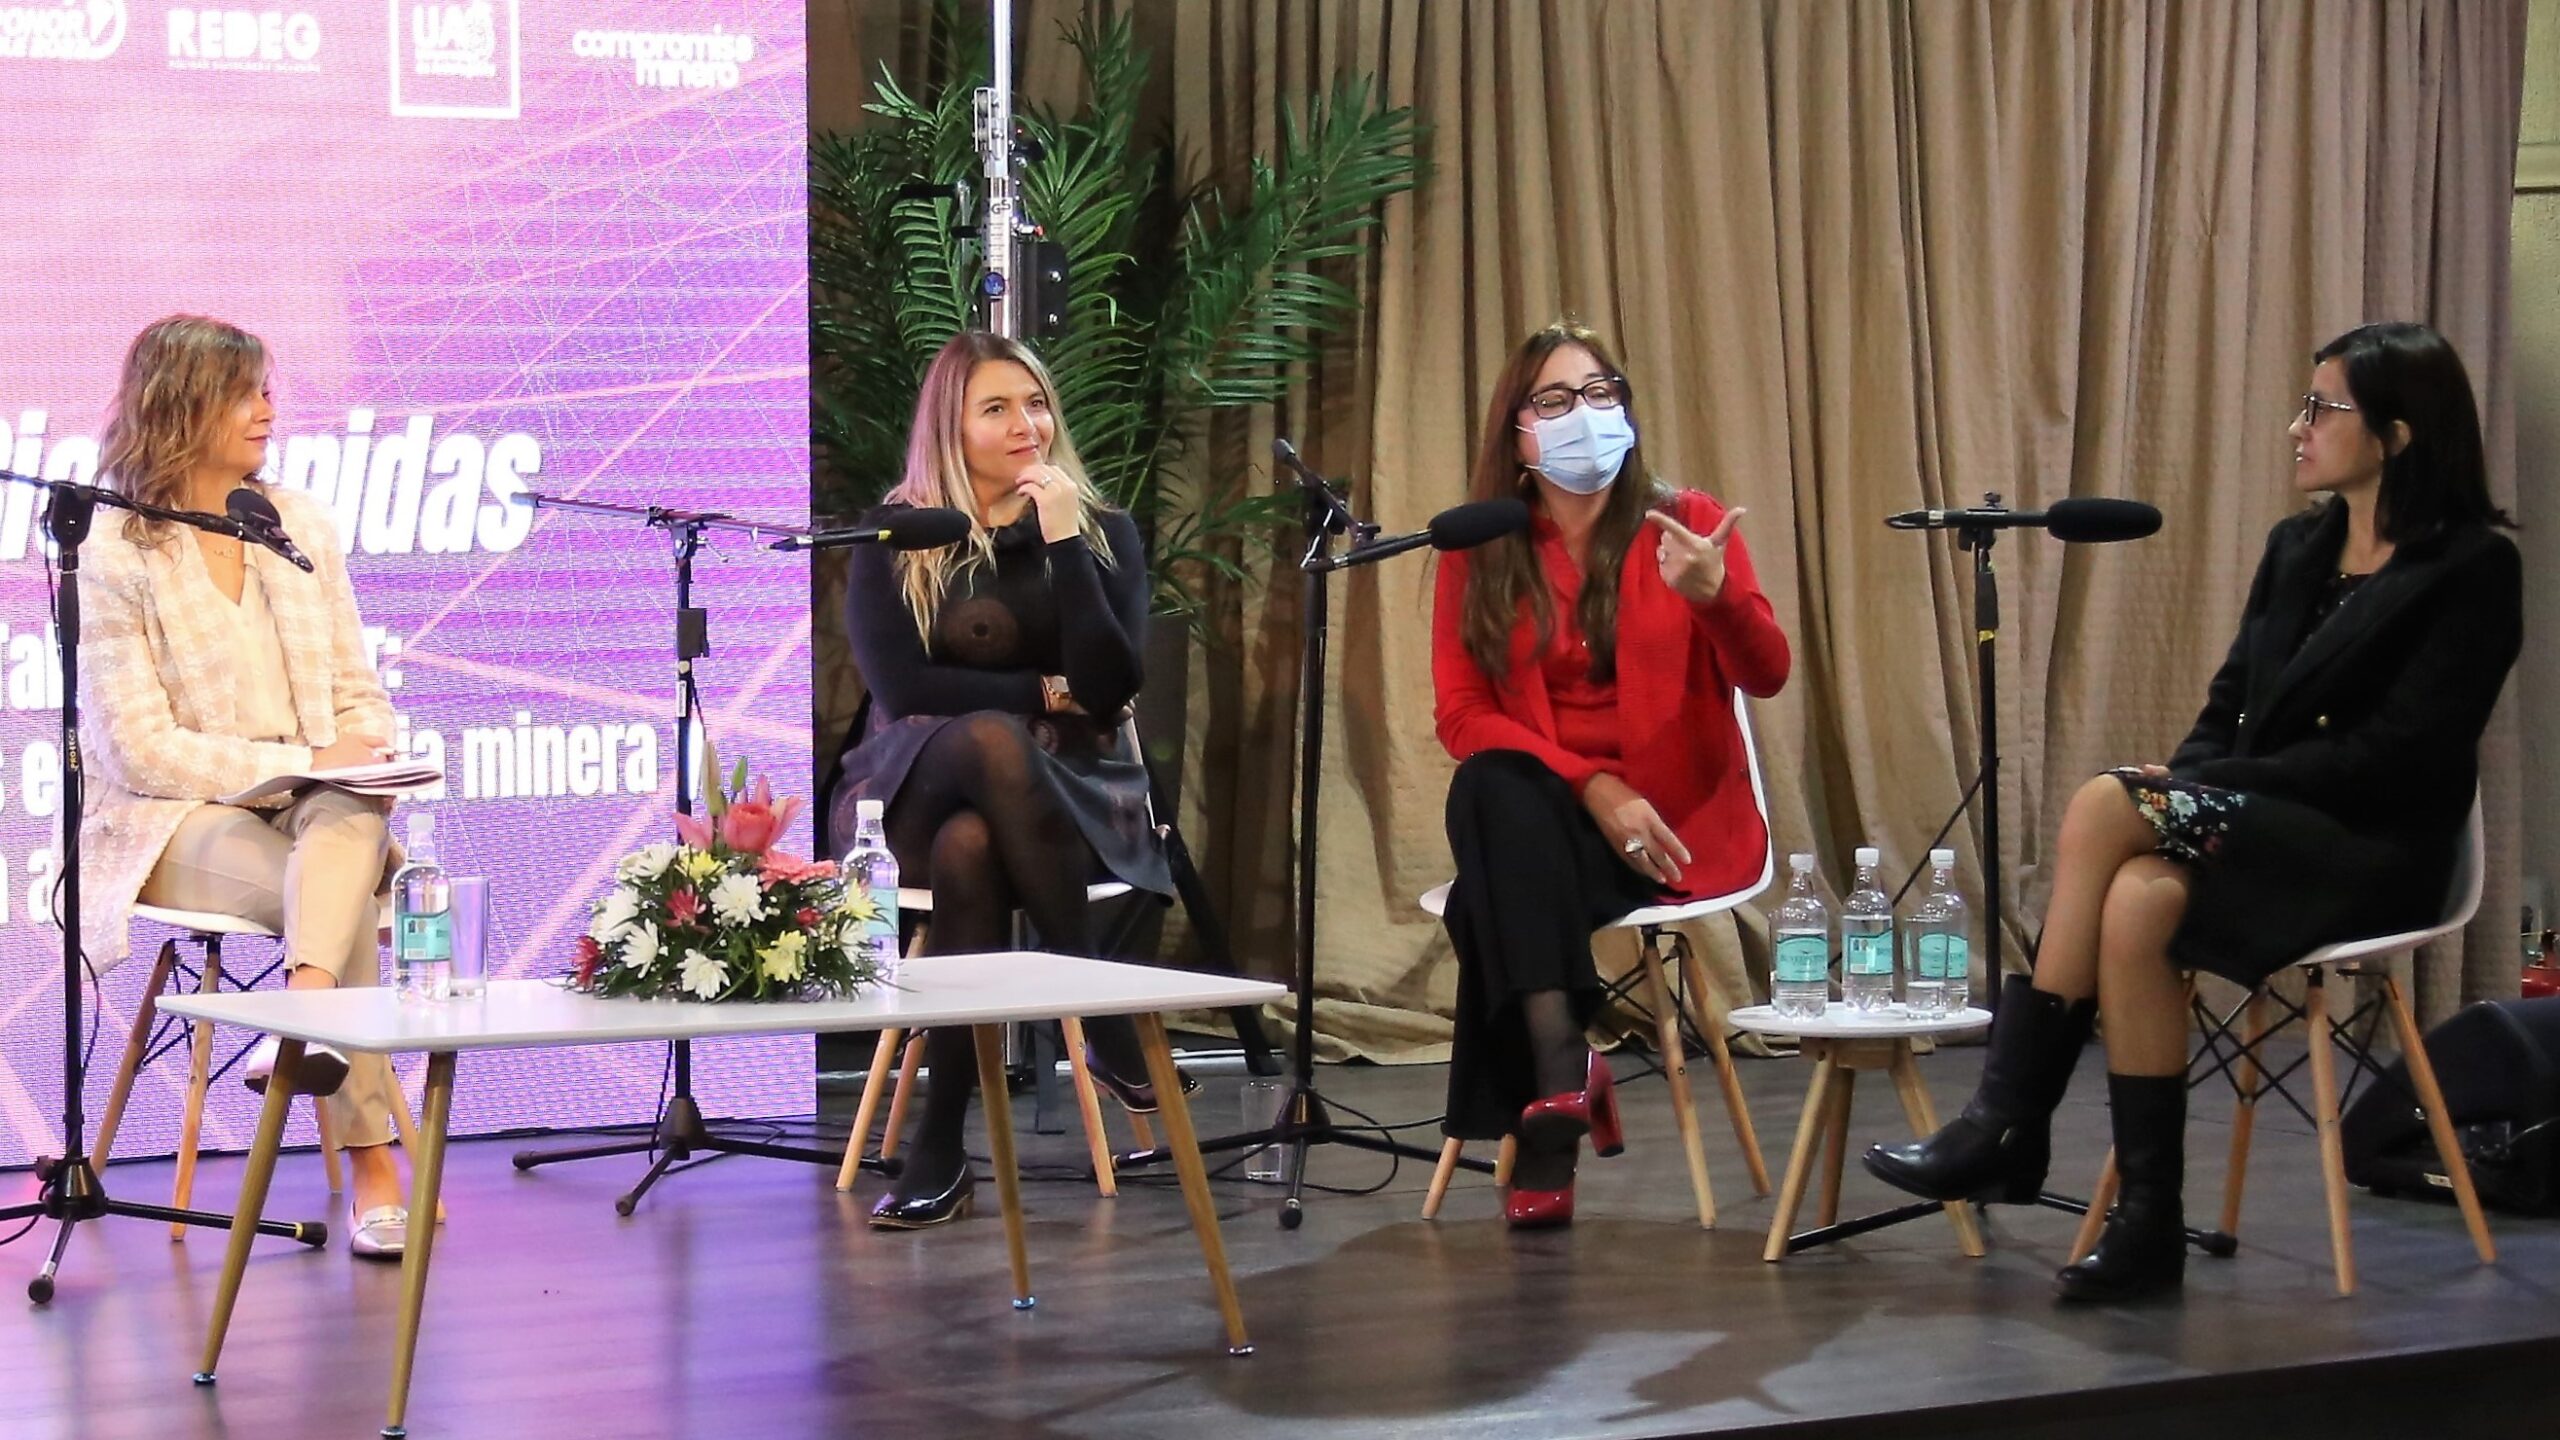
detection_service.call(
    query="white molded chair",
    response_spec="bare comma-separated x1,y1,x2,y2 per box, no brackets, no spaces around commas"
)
2069,793,2495,1295
94,901,437,1236
1418,690,1777,1227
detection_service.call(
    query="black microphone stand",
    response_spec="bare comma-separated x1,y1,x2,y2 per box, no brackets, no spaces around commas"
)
1113,445,1493,1227
0,474,326,1305
503,493,878,1213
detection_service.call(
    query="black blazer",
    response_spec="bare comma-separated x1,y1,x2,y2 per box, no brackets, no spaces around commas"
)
2168,501,2521,847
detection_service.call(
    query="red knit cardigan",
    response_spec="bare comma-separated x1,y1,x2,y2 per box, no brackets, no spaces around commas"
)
1431,488,1790,901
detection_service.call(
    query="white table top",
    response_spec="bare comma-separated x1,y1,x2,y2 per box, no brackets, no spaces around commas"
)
1728,1003,1992,1039
155,953,1285,1055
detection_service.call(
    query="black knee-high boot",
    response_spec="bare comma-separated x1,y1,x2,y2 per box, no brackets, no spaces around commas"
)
1864,974,2097,1202
2055,1073,2187,1302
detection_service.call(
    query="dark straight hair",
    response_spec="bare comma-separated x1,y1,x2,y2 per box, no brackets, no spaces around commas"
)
2313,321,2515,543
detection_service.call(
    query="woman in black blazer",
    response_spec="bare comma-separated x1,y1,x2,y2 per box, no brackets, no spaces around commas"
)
1866,322,2522,1302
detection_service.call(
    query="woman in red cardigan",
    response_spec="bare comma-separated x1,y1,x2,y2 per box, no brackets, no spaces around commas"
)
1434,322,1790,1228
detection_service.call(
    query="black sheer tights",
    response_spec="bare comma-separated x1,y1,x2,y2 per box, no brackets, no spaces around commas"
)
884,714,1147,1198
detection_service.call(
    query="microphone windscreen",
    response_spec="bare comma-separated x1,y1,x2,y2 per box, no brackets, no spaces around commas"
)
226,486,283,527
2046,496,2161,543
883,506,974,550
1428,498,1532,551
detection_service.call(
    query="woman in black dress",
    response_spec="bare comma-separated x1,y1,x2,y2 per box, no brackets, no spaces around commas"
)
830,331,1174,1229
1865,321,2522,1301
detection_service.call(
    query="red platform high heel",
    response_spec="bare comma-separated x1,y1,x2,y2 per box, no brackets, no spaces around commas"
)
1506,1051,1629,1228
1586,1051,1624,1159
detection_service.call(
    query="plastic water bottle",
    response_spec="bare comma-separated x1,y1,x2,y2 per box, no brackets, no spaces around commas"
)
846,799,901,982
1841,845,1895,1013
1771,853,1831,1020
1904,848,1969,1020
392,811,452,1002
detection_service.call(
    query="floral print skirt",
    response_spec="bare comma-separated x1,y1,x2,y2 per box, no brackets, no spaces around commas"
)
2108,767,2245,867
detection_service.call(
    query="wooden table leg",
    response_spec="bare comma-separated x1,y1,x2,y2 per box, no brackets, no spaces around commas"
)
1816,1069,1855,1227
973,1024,1034,1312
194,1040,301,1386
1764,1047,1836,1262
384,1051,456,1439
1889,1045,1985,1257
1136,1012,1252,1355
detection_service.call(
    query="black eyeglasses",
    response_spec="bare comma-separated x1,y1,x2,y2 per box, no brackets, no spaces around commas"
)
1523,377,1628,421
2298,393,2357,427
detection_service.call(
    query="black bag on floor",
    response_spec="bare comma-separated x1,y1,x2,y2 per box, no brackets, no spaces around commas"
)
2340,996,2560,1215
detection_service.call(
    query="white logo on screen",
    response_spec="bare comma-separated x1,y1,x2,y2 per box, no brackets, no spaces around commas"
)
409,0,493,78
0,0,127,60
571,27,752,92
167,9,319,72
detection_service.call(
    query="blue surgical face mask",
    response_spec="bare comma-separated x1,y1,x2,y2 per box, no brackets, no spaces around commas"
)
1521,404,1635,494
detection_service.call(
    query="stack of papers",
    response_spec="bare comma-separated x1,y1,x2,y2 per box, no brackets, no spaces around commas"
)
218,759,443,807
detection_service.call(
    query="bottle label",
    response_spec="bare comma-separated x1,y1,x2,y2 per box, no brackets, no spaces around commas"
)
397,912,452,963
864,881,900,950
1918,934,1968,981
1775,935,1829,984
1846,932,1893,976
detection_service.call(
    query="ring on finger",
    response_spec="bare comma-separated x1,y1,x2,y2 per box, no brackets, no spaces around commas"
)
1622,837,1647,856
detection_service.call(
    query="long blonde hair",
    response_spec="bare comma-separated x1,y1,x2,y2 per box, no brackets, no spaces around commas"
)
886,332,1116,644
97,315,269,548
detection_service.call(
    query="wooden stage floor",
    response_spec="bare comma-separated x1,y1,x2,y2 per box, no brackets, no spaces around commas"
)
4,1044,2557,1440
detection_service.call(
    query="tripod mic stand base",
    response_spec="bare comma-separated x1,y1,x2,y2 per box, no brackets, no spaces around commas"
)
1113,1083,1495,1229
1,1155,325,1304
512,1091,887,1216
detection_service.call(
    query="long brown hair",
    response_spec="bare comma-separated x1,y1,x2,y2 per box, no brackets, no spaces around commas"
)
98,315,269,548
1460,321,1668,680
884,332,1115,645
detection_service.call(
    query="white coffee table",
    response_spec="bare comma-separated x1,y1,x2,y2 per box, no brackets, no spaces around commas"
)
1727,1002,1993,1262
160,953,1286,1437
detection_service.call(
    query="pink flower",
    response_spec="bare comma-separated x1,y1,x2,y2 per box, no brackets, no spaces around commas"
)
667,888,703,927
795,906,823,928
674,810,717,852
719,775,803,856
759,850,838,886
575,935,604,986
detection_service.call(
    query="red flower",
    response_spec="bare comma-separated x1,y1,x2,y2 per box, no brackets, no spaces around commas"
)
575,935,605,985
720,775,804,856
759,850,837,886
667,888,703,927
795,906,822,928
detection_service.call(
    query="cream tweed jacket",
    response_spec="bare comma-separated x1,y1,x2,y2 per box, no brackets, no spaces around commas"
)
76,486,396,970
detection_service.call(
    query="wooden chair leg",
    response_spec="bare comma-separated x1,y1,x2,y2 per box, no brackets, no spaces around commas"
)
2304,971,2356,1296
316,1102,345,1193
169,942,222,1240
880,1032,926,1162
1493,1133,1517,1186
1059,1018,1118,1198
95,939,179,1169
2069,1151,2117,1263
1638,943,1716,1228
1815,1068,1855,1227
1127,1109,1157,1153
837,1028,904,1191
2384,976,2495,1266
1421,1137,1463,1219
2220,989,2271,1239
1673,933,1771,1195
1764,1050,1836,1262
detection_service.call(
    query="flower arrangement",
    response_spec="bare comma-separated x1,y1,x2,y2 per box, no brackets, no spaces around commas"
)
573,762,883,1002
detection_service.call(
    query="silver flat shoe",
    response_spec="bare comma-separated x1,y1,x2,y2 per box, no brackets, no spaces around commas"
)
349,1204,408,1261
243,1036,350,1098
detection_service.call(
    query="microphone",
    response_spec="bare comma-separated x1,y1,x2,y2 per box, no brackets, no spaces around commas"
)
1310,498,1531,572
225,487,317,572
769,506,974,552
1886,496,2161,543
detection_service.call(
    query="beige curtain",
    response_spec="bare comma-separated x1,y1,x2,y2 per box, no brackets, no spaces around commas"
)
819,1,2530,1054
